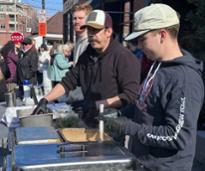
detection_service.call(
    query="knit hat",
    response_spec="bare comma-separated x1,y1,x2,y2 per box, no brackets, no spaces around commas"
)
22,37,32,45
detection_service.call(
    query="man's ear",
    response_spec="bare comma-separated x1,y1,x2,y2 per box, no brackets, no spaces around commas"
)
159,29,167,44
106,27,113,37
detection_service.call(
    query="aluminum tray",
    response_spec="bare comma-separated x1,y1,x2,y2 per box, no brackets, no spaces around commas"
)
58,128,112,143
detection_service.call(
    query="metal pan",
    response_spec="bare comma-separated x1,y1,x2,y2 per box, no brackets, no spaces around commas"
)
16,107,34,118
19,113,53,127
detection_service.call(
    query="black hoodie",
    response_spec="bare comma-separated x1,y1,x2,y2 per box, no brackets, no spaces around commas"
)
61,39,140,104
126,50,204,171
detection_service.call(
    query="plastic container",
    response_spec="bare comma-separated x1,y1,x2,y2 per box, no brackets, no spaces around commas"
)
23,80,30,99
23,80,34,105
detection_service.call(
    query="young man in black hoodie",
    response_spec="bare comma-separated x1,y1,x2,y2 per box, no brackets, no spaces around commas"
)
121,3,204,171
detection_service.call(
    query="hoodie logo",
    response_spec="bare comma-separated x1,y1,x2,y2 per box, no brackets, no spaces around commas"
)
146,97,185,141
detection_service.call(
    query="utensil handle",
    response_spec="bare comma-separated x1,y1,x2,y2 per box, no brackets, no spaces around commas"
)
30,85,38,105
99,120,104,141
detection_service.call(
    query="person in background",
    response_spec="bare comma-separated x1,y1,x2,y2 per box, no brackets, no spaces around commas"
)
72,3,92,65
49,41,58,66
49,43,74,87
32,10,140,128
0,40,21,84
125,38,152,83
67,3,93,102
0,57,10,101
38,44,52,95
16,37,38,99
36,47,43,88
110,4,204,171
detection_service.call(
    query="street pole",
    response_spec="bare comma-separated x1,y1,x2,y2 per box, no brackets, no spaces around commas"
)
14,0,16,31
42,0,46,44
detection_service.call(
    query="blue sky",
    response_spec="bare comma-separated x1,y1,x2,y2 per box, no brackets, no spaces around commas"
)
21,0,63,16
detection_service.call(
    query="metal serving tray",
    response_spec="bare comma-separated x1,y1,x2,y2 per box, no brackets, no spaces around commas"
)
15,127,60,144
13,141,136,171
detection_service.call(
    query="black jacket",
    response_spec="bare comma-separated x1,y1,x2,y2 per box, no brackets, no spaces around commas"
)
0,60,9,101
61,39,140,105
125,50,204,171
16,47,38,85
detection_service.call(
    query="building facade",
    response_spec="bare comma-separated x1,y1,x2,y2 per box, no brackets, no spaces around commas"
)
0,0,38,46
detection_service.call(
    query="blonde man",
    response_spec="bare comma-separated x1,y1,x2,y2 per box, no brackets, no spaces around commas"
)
72,3,92,65
68,3,93,103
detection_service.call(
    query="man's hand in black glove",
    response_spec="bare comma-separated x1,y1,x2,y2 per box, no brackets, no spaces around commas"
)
32,98,48,115
71,100,98,118
104,116,130,135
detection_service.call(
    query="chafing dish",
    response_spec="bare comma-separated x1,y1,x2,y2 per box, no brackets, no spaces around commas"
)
11,141,136,171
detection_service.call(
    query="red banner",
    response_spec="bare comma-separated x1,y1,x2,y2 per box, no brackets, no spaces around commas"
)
38,22,47,37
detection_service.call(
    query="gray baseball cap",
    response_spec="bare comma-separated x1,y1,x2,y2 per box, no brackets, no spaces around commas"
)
125,3,179,41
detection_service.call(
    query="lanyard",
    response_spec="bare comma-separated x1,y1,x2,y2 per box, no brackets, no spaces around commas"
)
139,61,161,103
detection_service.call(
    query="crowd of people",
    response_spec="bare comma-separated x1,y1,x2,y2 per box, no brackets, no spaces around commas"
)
0,37,75,100
0,3,204,171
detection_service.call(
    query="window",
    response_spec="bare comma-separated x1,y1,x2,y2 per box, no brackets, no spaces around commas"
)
0,14,5,19
9,14,15,21
0,24,5,30
9,24,15,31
0,5,4,12
7,5,13,12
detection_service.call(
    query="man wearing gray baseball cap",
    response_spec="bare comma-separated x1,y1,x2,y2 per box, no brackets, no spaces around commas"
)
119,3,204,171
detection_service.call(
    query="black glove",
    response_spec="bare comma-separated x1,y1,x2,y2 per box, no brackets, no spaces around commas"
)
32,98,49,115
104,116,129,135
71,100,98,118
